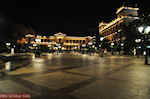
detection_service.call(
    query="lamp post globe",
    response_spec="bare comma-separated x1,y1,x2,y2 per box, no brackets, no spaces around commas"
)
145,26,150,34
138,27,144,34
111,43,114,46
100,37,104,41
138,26,150,65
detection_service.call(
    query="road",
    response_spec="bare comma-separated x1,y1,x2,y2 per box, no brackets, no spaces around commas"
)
0,53,150,99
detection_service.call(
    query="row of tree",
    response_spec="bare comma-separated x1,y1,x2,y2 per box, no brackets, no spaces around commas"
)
0,23,35,41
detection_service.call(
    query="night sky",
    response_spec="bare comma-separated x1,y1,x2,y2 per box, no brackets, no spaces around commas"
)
0,0,149,38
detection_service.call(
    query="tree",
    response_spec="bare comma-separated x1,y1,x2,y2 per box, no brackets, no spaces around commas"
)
11,24,36,40
121,19,141,53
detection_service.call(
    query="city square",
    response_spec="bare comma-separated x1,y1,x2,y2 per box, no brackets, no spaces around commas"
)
0,0,150,99
1,53,150,99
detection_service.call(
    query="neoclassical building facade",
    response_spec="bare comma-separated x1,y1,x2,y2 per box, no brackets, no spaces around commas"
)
17,32,93,50
99,6,139,43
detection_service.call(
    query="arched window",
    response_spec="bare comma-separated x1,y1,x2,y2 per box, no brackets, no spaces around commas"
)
59,39,61,43
80,40,82,43
83,40,85,44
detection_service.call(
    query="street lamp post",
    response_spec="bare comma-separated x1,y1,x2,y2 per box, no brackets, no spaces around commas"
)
100,37,104,57
77,46,80,52
82,44,86,54
138,26,150,65
88,42,93,55
48,45,52,53
111,42,114,55
120,43,124,55
6,43,11,54
135,39,141,58
58,45,61,52
92,36,96,54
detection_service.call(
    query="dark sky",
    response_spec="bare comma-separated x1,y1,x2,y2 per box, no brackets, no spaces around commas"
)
0,0,149,37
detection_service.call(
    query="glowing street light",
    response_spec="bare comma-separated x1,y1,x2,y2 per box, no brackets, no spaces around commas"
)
58,46,61,49
92,45,95,48
48,45,51,47
82,44,86,47
138,26,150,65
111,43,114,46
138,26,150,34
111,42,114,55
88,42,93,45
145,26,150,34
138,27,144,34
100,37,104,41
121,43,124,46
33,44,37,47
6,43,11,46
35,39,41,42
135,39,141,43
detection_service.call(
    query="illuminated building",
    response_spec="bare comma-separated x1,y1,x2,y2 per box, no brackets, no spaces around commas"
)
17,32,93,51
99,6,139,43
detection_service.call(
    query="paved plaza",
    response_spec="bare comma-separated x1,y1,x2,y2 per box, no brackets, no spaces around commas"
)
1,53,150,99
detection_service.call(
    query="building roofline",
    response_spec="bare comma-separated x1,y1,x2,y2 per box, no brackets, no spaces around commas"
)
99,22,108,27
99,16,139,32
116,6,139,14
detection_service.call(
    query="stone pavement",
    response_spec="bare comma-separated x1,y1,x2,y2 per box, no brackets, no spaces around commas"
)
0,53,150,99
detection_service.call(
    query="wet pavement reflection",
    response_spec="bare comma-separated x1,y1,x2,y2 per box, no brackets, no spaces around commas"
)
1,53,150,99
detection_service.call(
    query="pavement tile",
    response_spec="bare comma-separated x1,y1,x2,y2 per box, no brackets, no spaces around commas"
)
65,66,110,77
106,70,150,86
2,54,150,99
70,79,150,99
22,71,89,90
0,80,41,97
8,67,46,75
65,62,132,78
